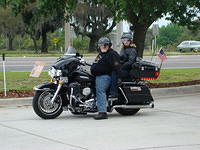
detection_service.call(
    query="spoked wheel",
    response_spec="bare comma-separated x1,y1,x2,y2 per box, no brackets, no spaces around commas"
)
32,91,63,119
115,108,140,116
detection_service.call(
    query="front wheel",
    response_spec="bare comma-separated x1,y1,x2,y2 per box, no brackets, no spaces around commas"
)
115,108,140,116
32,91,63,119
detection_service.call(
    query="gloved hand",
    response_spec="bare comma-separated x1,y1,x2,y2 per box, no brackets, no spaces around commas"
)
117,78,122,86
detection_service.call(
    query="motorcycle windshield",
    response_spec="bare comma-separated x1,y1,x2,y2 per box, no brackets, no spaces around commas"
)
56,46,78,63
52,46,80,71
64,46,77,56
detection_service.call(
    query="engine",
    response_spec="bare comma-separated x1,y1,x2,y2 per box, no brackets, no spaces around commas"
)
69,82,92,103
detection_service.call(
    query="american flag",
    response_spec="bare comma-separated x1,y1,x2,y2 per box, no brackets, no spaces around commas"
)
158,49,167,61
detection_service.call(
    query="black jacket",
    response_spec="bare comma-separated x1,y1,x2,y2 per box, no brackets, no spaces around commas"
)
91,48,120,76
120,46,137,69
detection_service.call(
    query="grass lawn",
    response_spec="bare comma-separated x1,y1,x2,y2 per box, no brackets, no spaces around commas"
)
0,68,200,91
0,72,49,91
151,68,200,83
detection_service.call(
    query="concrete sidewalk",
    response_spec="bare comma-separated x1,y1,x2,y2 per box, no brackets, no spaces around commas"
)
0,92,200,150
0,84,200,107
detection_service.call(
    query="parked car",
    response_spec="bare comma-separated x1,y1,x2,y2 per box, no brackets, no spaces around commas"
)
177,41,200,52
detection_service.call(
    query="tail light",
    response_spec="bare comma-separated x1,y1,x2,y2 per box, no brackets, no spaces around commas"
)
140,77,158,80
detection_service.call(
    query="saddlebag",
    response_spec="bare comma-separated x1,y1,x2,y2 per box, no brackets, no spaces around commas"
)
129,58,160,80
121,83,154,105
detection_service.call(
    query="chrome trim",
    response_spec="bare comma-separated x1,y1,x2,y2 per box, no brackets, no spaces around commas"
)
119,87,129,104
70,87,73,106
121,82,135,84
113,102,154,109
50,83,62,104
33,87,54,91
121,81,145,85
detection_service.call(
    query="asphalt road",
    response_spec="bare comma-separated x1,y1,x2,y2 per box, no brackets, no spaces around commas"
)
0,93,200,150
0,55,200,72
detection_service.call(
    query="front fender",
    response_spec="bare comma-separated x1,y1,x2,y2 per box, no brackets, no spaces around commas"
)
34,82,58,92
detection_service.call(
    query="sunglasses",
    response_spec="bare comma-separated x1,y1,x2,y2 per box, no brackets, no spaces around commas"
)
121,38,130,42
98,44,109,47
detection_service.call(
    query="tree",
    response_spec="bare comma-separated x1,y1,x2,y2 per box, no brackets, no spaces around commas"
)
24,0,200,55
0,7,24,50
13,0,64,53
164,26,200,51
69,2,116,52
95,0,200,57
37,0,116,52
157,23,184,47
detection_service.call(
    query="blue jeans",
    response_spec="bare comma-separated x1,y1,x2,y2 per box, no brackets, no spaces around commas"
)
96,75,111,113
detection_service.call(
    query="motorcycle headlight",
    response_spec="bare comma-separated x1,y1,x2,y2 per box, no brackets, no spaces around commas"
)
48,67,62,78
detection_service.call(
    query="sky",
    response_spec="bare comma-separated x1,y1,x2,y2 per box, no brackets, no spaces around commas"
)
123,17,171,32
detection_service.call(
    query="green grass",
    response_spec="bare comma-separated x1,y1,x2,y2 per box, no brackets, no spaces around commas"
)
0,72,49,91
143,51,200,56
151,68,200,83
0,68,200,91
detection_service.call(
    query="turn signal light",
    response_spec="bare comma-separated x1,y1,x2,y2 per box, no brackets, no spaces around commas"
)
154,72,160,77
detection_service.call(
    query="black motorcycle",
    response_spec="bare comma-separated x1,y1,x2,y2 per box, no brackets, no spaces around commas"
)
32,51,160,119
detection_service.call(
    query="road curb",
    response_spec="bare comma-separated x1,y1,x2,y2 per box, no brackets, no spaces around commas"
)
0,84,200,107
0,97,32,107
151,84,200,98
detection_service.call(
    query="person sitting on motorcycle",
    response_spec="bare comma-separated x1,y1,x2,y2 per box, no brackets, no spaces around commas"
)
91,37,120,120
120,32,137,79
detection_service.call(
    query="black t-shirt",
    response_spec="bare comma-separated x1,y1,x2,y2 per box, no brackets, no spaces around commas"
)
91,48,120,76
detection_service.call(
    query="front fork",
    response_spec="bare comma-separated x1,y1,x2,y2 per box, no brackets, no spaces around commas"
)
50,83,62,104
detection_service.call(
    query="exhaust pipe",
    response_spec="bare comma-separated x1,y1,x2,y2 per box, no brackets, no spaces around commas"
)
113,102,154,109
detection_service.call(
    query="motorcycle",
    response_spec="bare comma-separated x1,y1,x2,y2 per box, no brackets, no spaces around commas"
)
32,50,160,119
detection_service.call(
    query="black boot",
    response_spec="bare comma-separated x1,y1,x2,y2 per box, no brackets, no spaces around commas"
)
93,112,108,120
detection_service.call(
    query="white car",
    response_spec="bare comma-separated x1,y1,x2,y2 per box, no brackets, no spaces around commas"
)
177,41,200,52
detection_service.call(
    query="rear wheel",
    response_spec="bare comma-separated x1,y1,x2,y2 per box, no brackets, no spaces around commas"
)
32,91,63,119
115,108,140,116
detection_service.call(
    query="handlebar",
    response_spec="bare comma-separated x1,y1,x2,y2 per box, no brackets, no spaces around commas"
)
85,62,92,66
80,61,92,66
79,57,92,66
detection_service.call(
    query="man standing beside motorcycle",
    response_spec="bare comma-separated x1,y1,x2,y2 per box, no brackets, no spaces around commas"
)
91,37,120,120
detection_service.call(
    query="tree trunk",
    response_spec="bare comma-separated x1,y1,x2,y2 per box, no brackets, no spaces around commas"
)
133,24,148,57
41,31,48,53
89,36,99,52
31,36,38,53
6,36,13,50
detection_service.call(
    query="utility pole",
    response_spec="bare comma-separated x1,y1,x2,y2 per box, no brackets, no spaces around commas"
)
151,24,159,60
116,21,123,50
65,22,71,51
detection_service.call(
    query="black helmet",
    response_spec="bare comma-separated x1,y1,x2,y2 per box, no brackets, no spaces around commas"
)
121,32,133,42
97,37,112,47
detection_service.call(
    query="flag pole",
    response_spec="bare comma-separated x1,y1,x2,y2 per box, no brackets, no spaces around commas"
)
160,60,163,68
2,53,7,96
